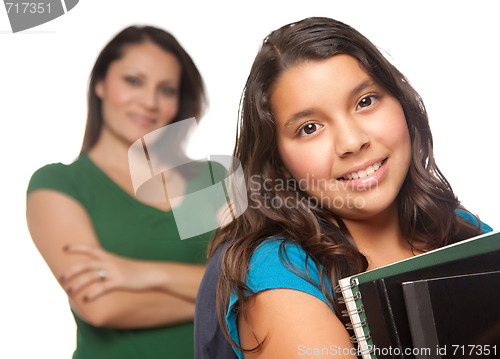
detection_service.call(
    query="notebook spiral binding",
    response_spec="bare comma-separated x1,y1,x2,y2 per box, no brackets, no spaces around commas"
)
346,318,368,330
341,304,365,317
336,277,374,358
334,278,358,293
337,291,361,304
350,331,372,344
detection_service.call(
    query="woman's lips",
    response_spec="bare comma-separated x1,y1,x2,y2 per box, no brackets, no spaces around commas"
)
130,114,156,128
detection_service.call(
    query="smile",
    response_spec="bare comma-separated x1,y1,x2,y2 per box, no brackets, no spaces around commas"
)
339,159,386,181
130,114,156,127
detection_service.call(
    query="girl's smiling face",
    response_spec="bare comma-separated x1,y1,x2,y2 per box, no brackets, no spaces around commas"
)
272,54,411,221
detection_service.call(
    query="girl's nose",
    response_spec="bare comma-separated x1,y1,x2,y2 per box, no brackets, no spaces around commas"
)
334,117,370,157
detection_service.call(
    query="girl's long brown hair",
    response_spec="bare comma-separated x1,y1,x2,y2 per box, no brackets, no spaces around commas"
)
210,17,483,352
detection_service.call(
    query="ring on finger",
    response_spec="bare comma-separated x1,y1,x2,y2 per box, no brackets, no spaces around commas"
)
97,269,107,280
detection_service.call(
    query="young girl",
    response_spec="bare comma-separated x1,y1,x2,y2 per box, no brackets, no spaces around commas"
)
210,17,492,358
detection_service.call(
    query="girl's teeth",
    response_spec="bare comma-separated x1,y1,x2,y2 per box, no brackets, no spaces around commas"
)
343,160,383,180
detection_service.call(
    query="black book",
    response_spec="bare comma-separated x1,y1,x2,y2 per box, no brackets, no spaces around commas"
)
402,271,500,359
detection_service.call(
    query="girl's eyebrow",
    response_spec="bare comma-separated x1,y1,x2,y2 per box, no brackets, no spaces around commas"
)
351,79,376,97
284,109,315,129
283,80,376,129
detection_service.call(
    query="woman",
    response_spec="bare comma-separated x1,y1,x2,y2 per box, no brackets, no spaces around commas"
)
209,17,492,358
27,25,219,358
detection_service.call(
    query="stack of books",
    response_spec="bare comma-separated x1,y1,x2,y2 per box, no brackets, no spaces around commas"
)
337,231,500,359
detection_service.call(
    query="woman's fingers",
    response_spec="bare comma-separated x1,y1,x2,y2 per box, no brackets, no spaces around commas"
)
60,260,101,284
63,244,107,259
68,273,113,302
61,244,154,301
81,280,114,302
60,245,116,298
64,266,112,297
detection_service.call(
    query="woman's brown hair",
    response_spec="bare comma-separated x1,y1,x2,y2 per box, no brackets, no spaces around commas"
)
80,25,206,154
211,17,483,352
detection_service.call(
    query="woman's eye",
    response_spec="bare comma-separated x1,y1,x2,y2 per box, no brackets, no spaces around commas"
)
298,123,323,136
356,95,378,110
125,76,141,86
160,86,177,97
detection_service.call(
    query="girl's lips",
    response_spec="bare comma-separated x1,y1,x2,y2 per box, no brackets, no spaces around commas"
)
337,158,388,190
337,158,387,180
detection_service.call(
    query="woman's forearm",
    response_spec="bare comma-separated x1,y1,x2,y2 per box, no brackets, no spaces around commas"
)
61,245,206,302
60,247,206,328
69,262,206,329
140,261,205,301
61,248,206,328
71,289,196,329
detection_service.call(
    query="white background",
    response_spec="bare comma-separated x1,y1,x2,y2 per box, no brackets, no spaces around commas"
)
1,1,499,357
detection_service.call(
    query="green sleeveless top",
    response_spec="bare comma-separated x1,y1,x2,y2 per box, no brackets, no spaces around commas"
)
27,154,226,359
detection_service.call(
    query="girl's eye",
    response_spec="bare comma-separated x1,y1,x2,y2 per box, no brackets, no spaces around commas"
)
125,76,141,86
298,123,323,136
356,95,379,110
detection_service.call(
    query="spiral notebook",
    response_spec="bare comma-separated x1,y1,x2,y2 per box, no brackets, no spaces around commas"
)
337,230,500,359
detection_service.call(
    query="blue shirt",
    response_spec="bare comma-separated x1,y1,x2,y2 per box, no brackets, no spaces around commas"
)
225,210,492,358
226,239,333,359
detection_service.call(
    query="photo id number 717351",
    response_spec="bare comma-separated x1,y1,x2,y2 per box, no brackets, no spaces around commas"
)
452,345,497,356
5,2,51,14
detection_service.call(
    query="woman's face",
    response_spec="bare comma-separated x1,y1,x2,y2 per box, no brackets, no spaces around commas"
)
95,41,181,145
272,54,411,221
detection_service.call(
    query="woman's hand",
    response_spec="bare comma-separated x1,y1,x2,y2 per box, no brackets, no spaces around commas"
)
60,245,155,302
